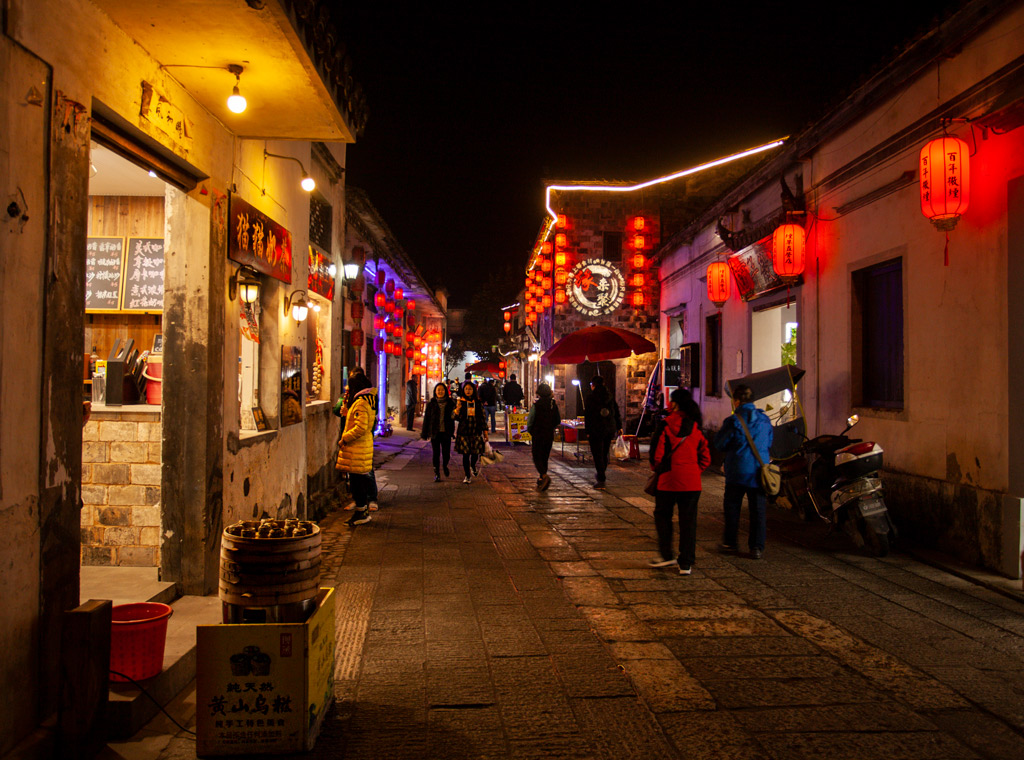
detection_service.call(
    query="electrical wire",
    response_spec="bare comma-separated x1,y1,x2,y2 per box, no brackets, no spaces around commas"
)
108,669,197,738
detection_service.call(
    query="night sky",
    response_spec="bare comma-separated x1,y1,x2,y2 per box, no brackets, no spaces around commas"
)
340,2,966,307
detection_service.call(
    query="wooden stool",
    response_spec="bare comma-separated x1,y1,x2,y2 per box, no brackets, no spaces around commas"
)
621,434,641,460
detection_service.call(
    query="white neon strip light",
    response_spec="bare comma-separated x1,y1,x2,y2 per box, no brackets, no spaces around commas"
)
530,138,786,269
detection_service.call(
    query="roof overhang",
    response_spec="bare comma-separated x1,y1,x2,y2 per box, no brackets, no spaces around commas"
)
91,0,359,142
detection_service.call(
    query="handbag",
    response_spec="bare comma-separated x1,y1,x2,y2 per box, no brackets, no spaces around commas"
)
735,414,781,496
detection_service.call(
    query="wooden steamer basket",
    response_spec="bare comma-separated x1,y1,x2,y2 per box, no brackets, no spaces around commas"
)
219,522,322,623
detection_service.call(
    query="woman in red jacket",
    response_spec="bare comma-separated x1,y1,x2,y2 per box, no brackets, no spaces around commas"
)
648,387,711,575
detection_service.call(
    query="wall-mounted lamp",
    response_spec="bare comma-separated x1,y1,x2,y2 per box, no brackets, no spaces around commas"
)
284,289,310,321
342,257,362,281
228,266,261,303
226,64,247,113
264,149,316,193
328,263,337,277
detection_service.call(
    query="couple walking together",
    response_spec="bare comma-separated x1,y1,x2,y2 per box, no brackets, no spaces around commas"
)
421,381,488,484
648,384,772,574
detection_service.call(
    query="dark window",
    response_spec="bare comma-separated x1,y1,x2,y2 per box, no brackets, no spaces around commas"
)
852,258,904,409
309,195,332,251
705,314,722,397
603,232,622,261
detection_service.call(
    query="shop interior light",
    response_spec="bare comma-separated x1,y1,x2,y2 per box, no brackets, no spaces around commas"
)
264,149,316,192
284,289,309,321
226,64,247,113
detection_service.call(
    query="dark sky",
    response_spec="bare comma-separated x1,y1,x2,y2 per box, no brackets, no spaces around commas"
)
341,2,965,307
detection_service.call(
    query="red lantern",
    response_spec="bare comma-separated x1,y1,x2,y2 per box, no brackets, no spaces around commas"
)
499,360,506,369
524,276,531,288
541,241,553,254
555,251,567,267
385,300,394,313
385,279,395,296
555,233,567,248
555,270,567,285
920,136,970,230
555,289,566,304
504,322,512,333
350,301,364,320
542,294,553,308
632,253,645,269
374,336,384,353
407,299,415,311
375,292,386,308
406,348,414,359
633,216,645,231
542,276,552,290
498,370,506,379
772,223,806,278
633,234,645,250
395,326,404,339
707,261,731,307
385,322,394,336
631,273,644,287
395,287,404,301
556,214,567,229
351,328,364,347
632,291,645,307
541,258,552,273
504,311,511,321
374,316,385,331
376,269,386,287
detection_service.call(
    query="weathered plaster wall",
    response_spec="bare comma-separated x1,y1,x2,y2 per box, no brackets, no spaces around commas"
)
0,33,49,756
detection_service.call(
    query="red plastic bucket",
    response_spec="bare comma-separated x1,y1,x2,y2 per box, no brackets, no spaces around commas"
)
143,354,162,405
110,602,173,682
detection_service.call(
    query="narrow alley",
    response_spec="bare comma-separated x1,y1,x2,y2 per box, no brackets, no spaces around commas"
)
142,434,1024,760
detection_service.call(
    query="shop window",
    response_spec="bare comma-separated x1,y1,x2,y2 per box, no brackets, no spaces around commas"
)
603,232,622,260
239,297,264,430
306,296,329,402
705,313,722,397
852,258,904,409
309,194,332,252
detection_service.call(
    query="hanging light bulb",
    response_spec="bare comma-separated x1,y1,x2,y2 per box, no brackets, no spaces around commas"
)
300,174,316,192
226,64,247,114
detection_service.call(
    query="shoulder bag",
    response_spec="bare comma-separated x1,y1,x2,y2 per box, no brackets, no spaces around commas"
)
734,414,781,496
644,427,686,496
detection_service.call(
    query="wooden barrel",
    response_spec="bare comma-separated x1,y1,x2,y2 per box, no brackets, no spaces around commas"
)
219,525,322,608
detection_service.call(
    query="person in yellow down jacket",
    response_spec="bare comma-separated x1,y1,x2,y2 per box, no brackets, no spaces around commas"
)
335,373,378,526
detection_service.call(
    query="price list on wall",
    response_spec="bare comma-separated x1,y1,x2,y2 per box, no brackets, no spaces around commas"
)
122,237,165,312
85,237,126,312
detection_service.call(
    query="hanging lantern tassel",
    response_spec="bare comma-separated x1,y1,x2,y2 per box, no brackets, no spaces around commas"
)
944,231,950,267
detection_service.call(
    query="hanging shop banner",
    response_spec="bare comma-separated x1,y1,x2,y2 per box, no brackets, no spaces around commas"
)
568,258,626,318
727,241,786,301
122,237,165,312
307,245,335,300
229,194,293,284
85,236,126,312
281,346,303,426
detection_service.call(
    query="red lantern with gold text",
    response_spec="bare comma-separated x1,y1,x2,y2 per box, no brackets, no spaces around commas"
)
631,273,644,287
920,136,969,231
555,251,567,268
632,292,645,307
555,270,567,286
351,328,364,347
542,276,552,291
633,216,645,231
542,294,552,308
707,261,731,308
771,223,806,278
632,253,645,269
555,233,567,248
556,214,567,229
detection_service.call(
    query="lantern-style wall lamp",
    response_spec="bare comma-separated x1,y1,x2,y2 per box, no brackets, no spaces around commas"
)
284,289,311,321
228,265,261,303
342,257,362,281
264,149,316,192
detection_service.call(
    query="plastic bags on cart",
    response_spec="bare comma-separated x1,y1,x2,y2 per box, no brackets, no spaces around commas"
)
612,435,630,460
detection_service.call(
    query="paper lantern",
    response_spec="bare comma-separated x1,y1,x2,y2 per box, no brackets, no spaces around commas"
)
632,292,645,307
542,277,552,290
555,251,567,267
631,273,644,287
524,276,531,288
407,314,416,329
499,370,506,379
772,223,806,278
385,322,395,336
504,312,511,322
395,326,404,339
633,234,645,250
499,361,506,369
385,279,395,295
385,299,394,313
920,136,970,231
556,214,566,228
633,216,645,231
395,287,404,301
374,316,385,331
707,261,731,307
376,269,385,287
407,299,415,311
555,270,567,285
375,292,386,308
374,336,384,353
542,241,553,254
504,322,512,333
350,301,364,320
406,348,414,359
555,289,566,304
555,233,567,248
542,294,552,308
632,253,645,268
350,328,364,347
541,258,552,273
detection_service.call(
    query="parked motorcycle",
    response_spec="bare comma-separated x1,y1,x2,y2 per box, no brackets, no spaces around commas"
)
775,414,896,556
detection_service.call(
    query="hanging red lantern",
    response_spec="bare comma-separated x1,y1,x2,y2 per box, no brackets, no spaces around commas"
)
555,232,567,248
374,336,384,354
407,299,415,311
542,294,552,308
350,301,365,320
375,292,386,309
395,326,404,339
920,136,970,231
524,276,531,288
633,216,645,231
633,253,645,269
385,279,395,296
395,308,404,319
504,322,512,334
406,348,414,359
351,328,364,347
632,291,645,307
772,223,807,278
385,322,394,336
504,311,511,321
374,316,385,331
555,270,567,286
633,234,645,250
556,214,567,229
542,276,552,290
395,287,404,301
555,289,566,304
376,269,386,287
385,300,395,313
498,370,506,379
555,251,567,267
631,273,644,287
499,360,506,369
707,261,731,307
541,258,552,273
541,241,553,254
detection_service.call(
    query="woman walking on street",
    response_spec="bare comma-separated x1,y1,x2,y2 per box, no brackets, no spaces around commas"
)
421,382,456,481
584,376,621,488
335,373,379,526
527,383,561,490
648,388,711,575
454,380,488,483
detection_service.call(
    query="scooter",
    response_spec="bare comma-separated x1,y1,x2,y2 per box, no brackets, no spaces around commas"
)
775,415,896,556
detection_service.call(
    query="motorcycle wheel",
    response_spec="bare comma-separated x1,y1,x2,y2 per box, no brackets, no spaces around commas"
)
861,519,890,557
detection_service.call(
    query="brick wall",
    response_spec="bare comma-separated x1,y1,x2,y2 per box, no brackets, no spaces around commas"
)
81,410,162,566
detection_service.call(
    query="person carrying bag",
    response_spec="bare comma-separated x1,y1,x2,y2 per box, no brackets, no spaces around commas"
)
646,388,710,575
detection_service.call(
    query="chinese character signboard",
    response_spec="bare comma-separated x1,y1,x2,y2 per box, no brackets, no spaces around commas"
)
567,259,626,318
307,245,335,300
196,588,335,755
229,194,293,284
727,241,785,301
281,346,303,426
122,237,165,312
85,236,125,312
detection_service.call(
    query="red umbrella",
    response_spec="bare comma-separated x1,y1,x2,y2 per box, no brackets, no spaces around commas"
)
465,359,501,375
542,326,657,365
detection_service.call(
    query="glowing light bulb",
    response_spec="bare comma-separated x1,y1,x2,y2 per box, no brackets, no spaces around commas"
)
301,175,316,192
227,86,247,114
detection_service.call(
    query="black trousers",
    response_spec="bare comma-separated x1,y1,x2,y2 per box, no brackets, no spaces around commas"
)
589,434,612,480
349,470,378,510
654,490,700,567
406,404,415,430
463,453,480,477
431,433,452,473
532,436,554,476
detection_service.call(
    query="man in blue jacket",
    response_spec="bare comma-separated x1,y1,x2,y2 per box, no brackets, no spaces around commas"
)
713,384,773,559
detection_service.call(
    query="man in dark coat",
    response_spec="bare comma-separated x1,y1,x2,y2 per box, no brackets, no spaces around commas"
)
479,378,498,433
713,384,774,559
405,377,418,431
527,383,561,491
583,376,621,488
502,373,525,409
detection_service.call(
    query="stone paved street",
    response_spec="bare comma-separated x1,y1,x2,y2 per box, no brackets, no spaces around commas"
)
150,432,1024,760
